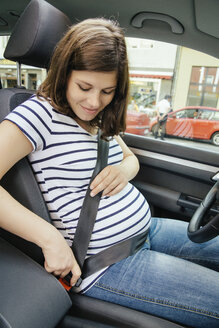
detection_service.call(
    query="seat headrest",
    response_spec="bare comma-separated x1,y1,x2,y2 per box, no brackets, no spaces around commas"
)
4,0,71,69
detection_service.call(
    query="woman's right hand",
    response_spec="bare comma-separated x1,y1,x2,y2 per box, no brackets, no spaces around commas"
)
42,231,81,286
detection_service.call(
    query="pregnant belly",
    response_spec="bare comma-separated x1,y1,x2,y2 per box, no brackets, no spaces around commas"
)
88,183,151,255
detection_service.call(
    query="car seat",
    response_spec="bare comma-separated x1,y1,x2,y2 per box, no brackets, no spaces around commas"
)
0,1,186,327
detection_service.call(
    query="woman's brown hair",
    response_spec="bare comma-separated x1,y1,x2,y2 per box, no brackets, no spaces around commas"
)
37,18,129,139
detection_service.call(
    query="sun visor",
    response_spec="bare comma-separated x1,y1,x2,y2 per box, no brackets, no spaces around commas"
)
194,0,219,39
4,0,71,68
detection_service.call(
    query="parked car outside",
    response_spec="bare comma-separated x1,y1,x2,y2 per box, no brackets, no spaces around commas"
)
150,106,219,145
126,109,150,135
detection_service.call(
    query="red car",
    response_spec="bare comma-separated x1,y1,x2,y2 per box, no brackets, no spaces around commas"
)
150,106,219,145
126,110,150,135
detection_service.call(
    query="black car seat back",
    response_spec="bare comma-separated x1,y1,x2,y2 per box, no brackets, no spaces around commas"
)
0,2,74,327
0,237,72,328
0,88,47,263
0,0,71,264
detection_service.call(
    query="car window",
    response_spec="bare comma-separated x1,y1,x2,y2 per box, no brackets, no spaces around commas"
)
175,110,187,118
187,67,219,107
0,35,47,90
186,109,197,118
199,110,210,120
125,37,219,150
214,112,219,121
0,35,219,149
208,110,219,121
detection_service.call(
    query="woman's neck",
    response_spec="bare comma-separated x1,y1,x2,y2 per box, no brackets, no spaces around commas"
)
75,118,98,135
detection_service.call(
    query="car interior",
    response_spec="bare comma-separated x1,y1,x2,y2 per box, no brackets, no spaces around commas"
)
0,0,218,328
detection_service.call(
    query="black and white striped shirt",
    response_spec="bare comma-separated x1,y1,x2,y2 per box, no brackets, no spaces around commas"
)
6,95,151,292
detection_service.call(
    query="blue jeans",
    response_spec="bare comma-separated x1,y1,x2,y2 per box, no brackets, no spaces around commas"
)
85,218,219,328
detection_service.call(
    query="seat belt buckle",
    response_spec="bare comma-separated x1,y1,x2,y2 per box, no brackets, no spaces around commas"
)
59,277,72,291
59,272,82,291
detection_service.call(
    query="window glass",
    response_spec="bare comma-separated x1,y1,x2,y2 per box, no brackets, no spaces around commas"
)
186,109,197,118
187,67,219,107
210,111,219,121
199,110,211,120
125,38,219,150
0,35,219,149
175,110,187,118
0,36,47,90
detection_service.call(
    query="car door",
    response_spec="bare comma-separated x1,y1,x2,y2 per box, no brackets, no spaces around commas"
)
124,107,219,224
123,131,219,225
123,19,219,224
166,109,193,138
194,109,214,140
123,56,219,223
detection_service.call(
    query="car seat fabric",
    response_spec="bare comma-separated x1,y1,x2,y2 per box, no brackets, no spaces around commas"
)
69,294,186,328
0,237,72,328
0,88,52,264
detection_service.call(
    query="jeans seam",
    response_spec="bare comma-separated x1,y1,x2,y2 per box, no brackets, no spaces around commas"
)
95,283,219,320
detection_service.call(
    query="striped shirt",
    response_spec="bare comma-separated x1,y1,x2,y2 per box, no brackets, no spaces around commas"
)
5,95,151,292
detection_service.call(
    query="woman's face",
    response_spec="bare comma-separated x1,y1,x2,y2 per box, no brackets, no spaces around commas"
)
66,70,117,123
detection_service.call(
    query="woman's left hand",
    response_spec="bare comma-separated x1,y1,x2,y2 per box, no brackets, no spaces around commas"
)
90,165,128,197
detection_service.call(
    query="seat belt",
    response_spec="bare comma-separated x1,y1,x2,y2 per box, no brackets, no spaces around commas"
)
59,129,109,289
82,229,148,279
59,129,148,291
72,129,109,271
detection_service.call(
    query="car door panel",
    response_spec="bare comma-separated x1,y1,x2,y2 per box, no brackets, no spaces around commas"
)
169,118,193,138
165,117,178,135
193,119,209,139
123,133,219,221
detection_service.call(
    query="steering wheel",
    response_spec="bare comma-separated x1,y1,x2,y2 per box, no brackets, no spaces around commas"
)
188,180,219,243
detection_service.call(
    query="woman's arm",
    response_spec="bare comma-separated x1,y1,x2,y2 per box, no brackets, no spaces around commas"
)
0,120,81,286
90,135,139,197
114,135,139,181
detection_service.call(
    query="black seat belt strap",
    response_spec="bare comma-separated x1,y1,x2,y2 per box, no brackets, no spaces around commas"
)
72,129,109,270
82,229,148,279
